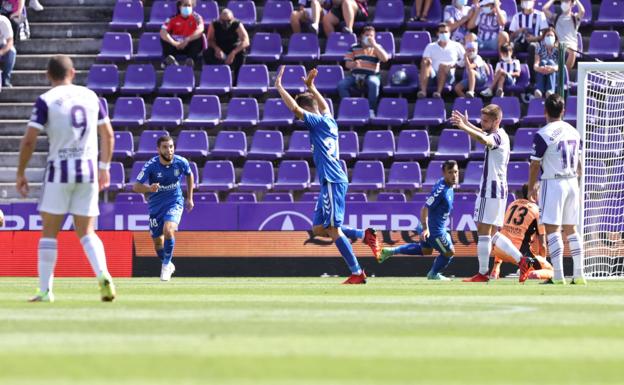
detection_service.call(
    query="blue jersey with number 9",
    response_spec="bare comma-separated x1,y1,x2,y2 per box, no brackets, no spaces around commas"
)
303,112,349,183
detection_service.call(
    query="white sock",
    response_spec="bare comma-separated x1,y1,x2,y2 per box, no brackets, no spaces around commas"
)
567,232,584,278
38,238,57,293
80,234,109,278
477,235,492,275
492,232,522,263
547,233,564,280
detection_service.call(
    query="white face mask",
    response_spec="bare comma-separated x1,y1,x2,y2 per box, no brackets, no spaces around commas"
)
456,0,467,7
561,2,571,12
438,32,450,42
501,55,511,62
469,52,478,60
361,36,369,46
481,7,492,14
544,35,556,47
521,1,534,10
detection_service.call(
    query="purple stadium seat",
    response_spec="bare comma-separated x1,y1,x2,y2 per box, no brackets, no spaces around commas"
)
196,0,219,22
146,1,176,30
452,97,483,124
195,192,219,202
372,0,404,29
226,0,256,25
359,130,395,160
115,192,146,203
126,161,145,190
97,32,132,61
505,64,530,93
310,159,347,191
461,161,483,190
273,160,310,191
134,32,162,61
247,33,283,62
407,0,442,28
470,140,485,160
370,98,407,126
135,130,168,159
112,131,134,160
147,97,183,127
375,31,395,59
106,162,125,191
499,0,517,21
121,64,156,95
222,98,259,127
159,65,195,95
184,95,220,128
248,130,284,160
349,161,385,190
87,64,119,94
283,33,320,62
507,162,529,189
337,98,369,127
394,31,431,62
321,32,357,62
384,64,419,94
200,160,236,191
577,0,592,25
347,193,368,202
324,98,335,115
564,96,577,125
232,65,269,95
211,131,247,158
377,192,407,202
511,128,536,160
491,96,521,125
285,131,312,159
338,131,359,160
259,98,294,127
238,161,274,191
435,129,470,160
408,98,446,127
273,65,306,94
260,1,293,29
180,161,199,191
176,130,209,159
596,0,624,27
264,192,294,202
300,192,319,201
522,98,546,125
395,130,430,160
109,0,144,31
423,160,444,188
587,31,621,60
386,162,422,189
111,97,145,128
196,65,232,95
315,65,344,95
227,192,256,202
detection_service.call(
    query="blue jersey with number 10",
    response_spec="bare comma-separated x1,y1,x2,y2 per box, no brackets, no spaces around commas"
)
136,155,191,213
425,178,454,236
303,112,348,184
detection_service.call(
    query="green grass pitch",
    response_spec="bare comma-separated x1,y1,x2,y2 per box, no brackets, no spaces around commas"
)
1,277,624,385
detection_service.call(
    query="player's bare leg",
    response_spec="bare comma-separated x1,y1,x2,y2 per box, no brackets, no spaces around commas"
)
160,221,177,281
29,212,63,302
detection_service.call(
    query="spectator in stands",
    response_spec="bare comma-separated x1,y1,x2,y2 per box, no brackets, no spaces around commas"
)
543,0,584,71
291,0,323,34
337,25,389,117
509,0,548,86
29,0,43,11
444,0,475,42
160,0,205,67
0,14,15,88
204,8,250,80
322,0,368,35
533,27,560,98
410,0,432,22
455,40,489,98
467,0,508,53
481,43,520,97
418,22,465,99
1,0,24,39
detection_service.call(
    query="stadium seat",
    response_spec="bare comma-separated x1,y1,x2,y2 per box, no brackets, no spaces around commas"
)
300,192,319,201
384,64,419,95
386,162,422,189
221,98,259,127
273,160,310,191
492,96,521,125
377,192,407,202
106,162,125,191
577,0,592,25
374,31,395,59
247,33,283,62
522,98,546,125
505,64,530,93
181,161,200,191
111,97,146,128
372,0,404,29
109,0,144,31
227,0,256,25
452,97,483,125
264,192,294,202
587,31,621,60
346,193,368,202
337,98,370,127
195,192,219,202
507,162,530,190
435,129,470,160
200,160,236,191
125,161,145,190
394,31,431,62
147,97,183,127
196,0,219,22
115,192,146,203
461,161,484,190
285,131,312,159
370,98,407,127
310,160,347,191
176,130,209,160
112,131,134,160
146,1,176,30
271,65,306,94
87,64,119,94
121,64,156,95
259,98,294,128
511,128,536,160
423,160,445,188
196,65,232,95
283,33,320,62
97,32,132,61
211,131,247,158
595,0,624,27
135,130,168,159
564,96,577,125
238,161,274,191
159,65,195,95
134,32,162,61
406,0,441,28
232,65,269,95
321,32,357,62
499,0,518,20
408,98,446,127
184,95,220,128
259,0,293,29
349,161,385,190
395,130,430,160
248,130,284,160
470,140,485,160
315,65,344,95
227,192,257,202
338,131,359,160
359,130,395,160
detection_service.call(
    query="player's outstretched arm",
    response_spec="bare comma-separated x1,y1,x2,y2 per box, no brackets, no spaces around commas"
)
16,126,40,197
133,182,159,194
275,65,305,120
420,206,430,241
450,110,495,147
185,172,194,212
97,121,114,191
527,160,541,202
303,68,331,116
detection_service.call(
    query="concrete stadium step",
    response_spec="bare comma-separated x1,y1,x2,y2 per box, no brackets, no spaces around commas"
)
17,38,101,55
0,182,42,200
0,104,38,120
27,7,113,23
0,167,45,183
9,71,87,87
14,54,96,71
30,23,109,39
0,88,49,103
0,152,48,168
0,120,30,135
0,136,48,152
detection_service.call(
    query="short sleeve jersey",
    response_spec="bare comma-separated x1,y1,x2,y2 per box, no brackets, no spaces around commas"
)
425,178,454,236
531,120,581,179
136,155,192,213
303,112,348,184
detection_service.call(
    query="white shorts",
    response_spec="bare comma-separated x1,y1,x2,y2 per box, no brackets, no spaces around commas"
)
539,178,579,226
38,182,100,217
474,197,506,227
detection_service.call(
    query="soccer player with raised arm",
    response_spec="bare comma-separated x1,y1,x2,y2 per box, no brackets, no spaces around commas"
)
133,135,194,281
275,66,380,284
16,55,116,302
378,160,459,281
450,104,533,282
528,94,585,285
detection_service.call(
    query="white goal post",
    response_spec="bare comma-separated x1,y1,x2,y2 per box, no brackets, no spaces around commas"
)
577,62,624,279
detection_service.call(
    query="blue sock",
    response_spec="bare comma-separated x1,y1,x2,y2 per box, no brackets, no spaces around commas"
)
341,226,364,240
163,238,175,265
156,248,164,263
335,236,361,274
393,243,422,256
430,255,453,275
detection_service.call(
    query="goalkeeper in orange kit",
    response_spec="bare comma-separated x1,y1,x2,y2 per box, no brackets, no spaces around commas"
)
489,184,553,280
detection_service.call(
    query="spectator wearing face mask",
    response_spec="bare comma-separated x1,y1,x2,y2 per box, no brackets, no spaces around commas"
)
337,25,389,117
455,40,489,98
204,8,250,80
467,0,508,53
543,0,584,71
481,43,520,97
533,27,560,98
160,0,205,67
418,22,466,99
509,0,548,86
443,0,475,43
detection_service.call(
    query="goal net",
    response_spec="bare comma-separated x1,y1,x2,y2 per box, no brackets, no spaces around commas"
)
578,62,624,279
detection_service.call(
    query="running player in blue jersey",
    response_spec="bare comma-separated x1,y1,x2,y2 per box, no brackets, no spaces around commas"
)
133,135,194,281
378,160,459,280
275,66,380,284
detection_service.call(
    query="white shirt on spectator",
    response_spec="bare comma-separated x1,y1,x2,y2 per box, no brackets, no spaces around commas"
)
423,40,465,73
0,15,13,46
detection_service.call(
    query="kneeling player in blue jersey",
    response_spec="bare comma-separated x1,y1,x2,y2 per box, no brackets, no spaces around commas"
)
133,135,194,281
275,66,380,284
378,160,459,280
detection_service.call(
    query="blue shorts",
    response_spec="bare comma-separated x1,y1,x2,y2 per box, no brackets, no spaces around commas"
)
504,73,516,86
149,203,183,238
313,181,347,228
460,72,487,89
421,232,454,256
478,38,498,51
428,67,456,87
